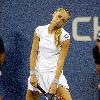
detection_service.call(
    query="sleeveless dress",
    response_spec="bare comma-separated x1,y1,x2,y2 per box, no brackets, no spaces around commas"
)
28,24,70,92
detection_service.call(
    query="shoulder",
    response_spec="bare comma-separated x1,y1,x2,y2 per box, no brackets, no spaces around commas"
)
93,45,99,52
35,24,48,32
92,45,99,56
35,24,48,37
92,45,99,54
61,28,70,42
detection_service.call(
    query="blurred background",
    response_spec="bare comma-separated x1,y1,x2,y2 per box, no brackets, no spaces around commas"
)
0,0,100,99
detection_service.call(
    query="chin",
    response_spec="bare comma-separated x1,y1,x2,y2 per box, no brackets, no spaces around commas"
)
56,25,62,28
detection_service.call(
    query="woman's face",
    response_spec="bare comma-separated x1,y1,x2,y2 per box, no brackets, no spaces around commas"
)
51,10,69,28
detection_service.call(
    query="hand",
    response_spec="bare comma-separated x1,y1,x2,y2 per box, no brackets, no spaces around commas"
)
30,74,38,87
49,81,58,95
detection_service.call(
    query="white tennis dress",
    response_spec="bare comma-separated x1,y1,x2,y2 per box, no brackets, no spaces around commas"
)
28,24,70,93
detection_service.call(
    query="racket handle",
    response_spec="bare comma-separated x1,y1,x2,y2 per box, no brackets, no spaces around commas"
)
37,84,47,97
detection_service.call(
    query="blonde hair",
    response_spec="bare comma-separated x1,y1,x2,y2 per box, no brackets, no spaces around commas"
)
55,7,71,20
54,7,71,47
54,28,62,47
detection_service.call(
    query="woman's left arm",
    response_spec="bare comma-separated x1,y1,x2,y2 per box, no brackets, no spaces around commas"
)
49,39,70,94
54,39,70,80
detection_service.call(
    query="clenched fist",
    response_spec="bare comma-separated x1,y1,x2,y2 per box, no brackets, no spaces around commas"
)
49,81,57,95
30,74,38,87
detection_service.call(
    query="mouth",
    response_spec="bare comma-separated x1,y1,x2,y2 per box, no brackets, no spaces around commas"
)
55,23,62,28
51,21,62,28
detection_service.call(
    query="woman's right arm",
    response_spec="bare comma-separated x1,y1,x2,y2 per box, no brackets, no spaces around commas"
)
30,32,39,87
30,32,39,71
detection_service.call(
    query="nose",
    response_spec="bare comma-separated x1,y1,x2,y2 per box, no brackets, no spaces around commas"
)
57,19,62,24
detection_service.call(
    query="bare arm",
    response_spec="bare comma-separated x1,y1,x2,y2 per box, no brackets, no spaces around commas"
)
54,39,70,80
29,32,39,87
0,52,5,64
96,64,100,78
30,32,39,70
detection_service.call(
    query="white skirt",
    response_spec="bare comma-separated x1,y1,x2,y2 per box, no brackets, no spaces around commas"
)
28,70,69,93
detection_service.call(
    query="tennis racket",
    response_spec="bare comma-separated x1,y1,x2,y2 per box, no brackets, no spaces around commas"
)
37,84,57,100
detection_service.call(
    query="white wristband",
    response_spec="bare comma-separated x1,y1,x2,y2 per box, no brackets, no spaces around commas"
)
53,79,59,84
30,70,36,76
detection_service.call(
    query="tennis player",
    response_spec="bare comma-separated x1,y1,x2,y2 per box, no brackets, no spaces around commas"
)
26,7,72,100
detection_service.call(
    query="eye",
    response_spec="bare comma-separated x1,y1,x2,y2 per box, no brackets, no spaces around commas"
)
58,15,62,18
